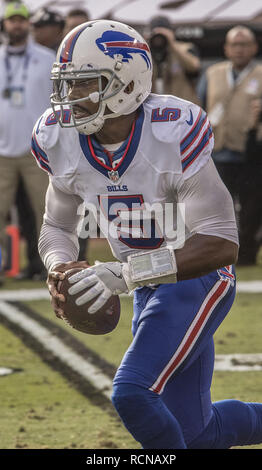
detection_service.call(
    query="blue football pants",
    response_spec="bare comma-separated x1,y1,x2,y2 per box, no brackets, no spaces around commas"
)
112,268,262,448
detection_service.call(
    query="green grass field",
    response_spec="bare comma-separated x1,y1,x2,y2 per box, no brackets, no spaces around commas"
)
0,239,262,449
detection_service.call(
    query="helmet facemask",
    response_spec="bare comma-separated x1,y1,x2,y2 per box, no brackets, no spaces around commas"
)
50,63,126,134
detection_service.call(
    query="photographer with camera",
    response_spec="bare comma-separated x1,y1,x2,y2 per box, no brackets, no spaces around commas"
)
149,16,201,103
197,25,262,265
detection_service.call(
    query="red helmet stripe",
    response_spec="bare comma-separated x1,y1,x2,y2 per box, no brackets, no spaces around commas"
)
60,24,88,63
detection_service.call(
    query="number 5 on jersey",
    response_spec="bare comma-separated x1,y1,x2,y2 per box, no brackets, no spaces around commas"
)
98,194,164,250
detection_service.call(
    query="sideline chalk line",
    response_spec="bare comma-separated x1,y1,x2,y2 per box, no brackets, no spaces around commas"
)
0,280,262,302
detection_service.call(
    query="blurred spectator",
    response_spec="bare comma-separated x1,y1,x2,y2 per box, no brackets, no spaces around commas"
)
237,98,262,265
148,16,201,103
15,177,45,280
197,25,262,265
30,8,65,51
63,8,89,37
20,7,64,277
15,7,63,280
62,8,91,261
0,2,55,283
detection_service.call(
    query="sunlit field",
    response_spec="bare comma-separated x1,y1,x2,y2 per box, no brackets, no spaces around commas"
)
0,239,262,449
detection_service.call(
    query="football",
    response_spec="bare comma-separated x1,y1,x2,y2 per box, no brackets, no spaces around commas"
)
57,267,121,335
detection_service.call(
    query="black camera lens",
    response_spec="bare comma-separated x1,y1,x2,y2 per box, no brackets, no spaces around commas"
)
149,33,168,64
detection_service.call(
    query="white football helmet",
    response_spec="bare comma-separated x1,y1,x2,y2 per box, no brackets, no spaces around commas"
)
50,20,152,135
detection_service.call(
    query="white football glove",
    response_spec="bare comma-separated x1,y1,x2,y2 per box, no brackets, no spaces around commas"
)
67,261,134,314
68,248,177,314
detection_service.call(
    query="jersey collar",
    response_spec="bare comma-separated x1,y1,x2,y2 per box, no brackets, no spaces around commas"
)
79,105,145,181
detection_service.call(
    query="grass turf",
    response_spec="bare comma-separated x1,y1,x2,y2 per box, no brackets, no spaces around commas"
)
0,239,262,449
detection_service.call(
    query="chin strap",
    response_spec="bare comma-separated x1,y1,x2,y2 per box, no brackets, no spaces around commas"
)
75,100,122,135
77,116,105,135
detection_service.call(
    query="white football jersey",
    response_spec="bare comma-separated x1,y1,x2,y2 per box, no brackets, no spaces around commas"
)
32,93,214,262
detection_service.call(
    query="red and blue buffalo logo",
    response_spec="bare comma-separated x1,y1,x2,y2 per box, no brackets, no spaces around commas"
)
96,31,151,69
217,266,235,285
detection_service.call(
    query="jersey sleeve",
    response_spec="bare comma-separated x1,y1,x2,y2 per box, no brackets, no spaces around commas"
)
31,112,54,175
178,158,239,245
180,104,214,179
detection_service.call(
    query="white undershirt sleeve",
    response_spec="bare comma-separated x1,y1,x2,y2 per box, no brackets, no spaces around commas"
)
38,180,84,271
178,158,239,245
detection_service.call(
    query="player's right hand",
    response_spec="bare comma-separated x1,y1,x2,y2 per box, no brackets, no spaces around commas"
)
47,261,90,319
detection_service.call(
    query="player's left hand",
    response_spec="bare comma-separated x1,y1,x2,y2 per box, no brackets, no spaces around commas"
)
67,261,129,314
47,260,91,318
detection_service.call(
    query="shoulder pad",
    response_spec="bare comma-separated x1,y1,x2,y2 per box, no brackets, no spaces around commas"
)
180,103,214,178
145,94,188,143
36,108,61,149
31,108,81,177
144,95,214,179
31,108,59,174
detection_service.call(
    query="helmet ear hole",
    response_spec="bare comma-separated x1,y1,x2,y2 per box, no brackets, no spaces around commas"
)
124,81,134,95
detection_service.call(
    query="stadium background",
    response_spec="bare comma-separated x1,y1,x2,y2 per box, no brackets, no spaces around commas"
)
0,0,262,450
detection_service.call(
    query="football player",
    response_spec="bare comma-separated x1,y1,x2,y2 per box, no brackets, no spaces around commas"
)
32,20,262,448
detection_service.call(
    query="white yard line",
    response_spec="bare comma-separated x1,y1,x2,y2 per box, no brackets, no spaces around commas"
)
0,280,262,301
214,354,262,371
0,367,15,376
0,282,262,383
0,300,113,399
236,281,262,293
0,288,51,301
